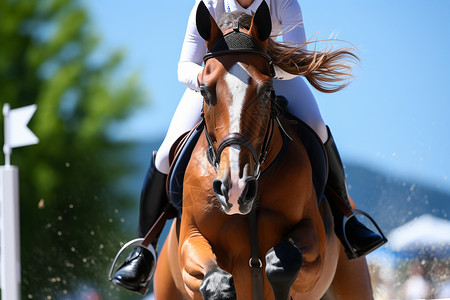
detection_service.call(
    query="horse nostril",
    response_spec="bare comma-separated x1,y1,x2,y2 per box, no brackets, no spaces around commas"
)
242,177,258,202
213,179,229,202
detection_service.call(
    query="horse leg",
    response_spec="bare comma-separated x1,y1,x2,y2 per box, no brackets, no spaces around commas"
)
179,228,236,300
325,244,373,300
265,239,303,300
265,218,325,299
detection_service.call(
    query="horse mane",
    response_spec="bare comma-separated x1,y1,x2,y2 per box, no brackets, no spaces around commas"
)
218,11,358,93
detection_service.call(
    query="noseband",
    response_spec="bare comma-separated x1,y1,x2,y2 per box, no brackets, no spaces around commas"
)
204,119,274,178
201,28,280,178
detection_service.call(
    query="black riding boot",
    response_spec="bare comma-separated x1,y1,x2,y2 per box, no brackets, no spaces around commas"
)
324,128,387,259
111,151,170,294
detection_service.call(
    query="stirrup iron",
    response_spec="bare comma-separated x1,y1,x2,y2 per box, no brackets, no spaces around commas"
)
342,209,387,259
108,238,157,282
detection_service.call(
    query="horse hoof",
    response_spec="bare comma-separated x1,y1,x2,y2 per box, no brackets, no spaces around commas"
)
265,239,302,299
200,266,236,300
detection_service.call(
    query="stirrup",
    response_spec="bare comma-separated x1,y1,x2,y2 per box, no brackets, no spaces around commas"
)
108,238,157,283
342,209,387,259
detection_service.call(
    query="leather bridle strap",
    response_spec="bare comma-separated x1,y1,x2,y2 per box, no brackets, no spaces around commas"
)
203,104,275,178
217,133,257,162
217,132,261,176
204,49,275,78
142,204,177,247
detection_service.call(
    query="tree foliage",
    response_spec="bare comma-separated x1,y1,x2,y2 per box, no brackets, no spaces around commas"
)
0,0,144,298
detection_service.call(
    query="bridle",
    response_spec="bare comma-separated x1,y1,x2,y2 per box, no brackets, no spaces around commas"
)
201,27,278,179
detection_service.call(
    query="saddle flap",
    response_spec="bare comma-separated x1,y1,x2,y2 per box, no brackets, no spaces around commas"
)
166,121,204,215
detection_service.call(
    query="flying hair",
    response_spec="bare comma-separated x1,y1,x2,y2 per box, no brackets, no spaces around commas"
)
218,11,358,93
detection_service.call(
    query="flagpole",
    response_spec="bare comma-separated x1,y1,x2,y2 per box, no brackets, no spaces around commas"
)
1,103,38,300
0,165,21,300
3,104,11,166
1,103,20,300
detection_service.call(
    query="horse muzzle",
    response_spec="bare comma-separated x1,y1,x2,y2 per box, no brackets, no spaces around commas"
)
213,174,258,215
206,132,262,214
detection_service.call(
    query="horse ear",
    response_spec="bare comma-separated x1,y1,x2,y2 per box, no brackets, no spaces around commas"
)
196,1,223,49
249,0,272,42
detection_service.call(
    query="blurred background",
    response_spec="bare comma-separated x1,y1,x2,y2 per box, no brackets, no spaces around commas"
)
0,0,449,299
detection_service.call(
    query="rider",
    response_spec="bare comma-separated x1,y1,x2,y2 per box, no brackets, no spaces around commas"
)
111,0,386,294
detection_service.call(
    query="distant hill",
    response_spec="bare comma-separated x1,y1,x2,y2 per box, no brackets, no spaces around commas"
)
121,141,450,235
345,163,450,233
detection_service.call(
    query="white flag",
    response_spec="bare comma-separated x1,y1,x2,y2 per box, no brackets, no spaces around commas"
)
4,104,39,148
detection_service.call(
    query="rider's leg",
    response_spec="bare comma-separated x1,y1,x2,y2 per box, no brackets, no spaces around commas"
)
111,152,170,294
273,77,386,259
273,77,328,143
111,88,203,294
324,127,386,259
155,89,204,174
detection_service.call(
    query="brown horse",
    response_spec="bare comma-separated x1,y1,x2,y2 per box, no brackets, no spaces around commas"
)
153,2,373,299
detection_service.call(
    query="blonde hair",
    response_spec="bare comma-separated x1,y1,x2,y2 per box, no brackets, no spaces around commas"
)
268,38,358,93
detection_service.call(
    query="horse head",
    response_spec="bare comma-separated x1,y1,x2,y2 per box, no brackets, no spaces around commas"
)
196,1,274,215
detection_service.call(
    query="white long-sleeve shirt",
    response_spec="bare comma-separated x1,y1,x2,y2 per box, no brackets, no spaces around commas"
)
178,0,307,91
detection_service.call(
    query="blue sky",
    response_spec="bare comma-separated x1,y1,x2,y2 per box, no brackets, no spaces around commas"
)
86,1,450,193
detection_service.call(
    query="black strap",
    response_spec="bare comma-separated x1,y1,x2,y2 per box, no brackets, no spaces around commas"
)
142,205,177,247
249,209,264,299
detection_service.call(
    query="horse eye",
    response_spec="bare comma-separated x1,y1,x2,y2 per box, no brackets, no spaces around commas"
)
200,86,211,105
261,89,272,104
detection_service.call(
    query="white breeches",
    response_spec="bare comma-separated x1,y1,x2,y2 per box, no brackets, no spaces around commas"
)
155,88,203,174
155,76,328,174
273,77,328,142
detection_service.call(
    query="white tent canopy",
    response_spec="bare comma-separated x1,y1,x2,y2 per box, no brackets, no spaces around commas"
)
388,214,450,253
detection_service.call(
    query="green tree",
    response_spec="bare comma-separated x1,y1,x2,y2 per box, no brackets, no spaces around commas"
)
0,0,144,298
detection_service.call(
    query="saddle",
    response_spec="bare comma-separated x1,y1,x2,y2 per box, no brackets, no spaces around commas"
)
166,96,328,216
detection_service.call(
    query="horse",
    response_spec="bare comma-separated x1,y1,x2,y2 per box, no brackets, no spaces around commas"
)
153,2,373,299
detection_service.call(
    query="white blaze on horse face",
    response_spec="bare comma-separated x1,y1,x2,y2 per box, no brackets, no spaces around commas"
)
224,62,251,214
225,62,250,132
